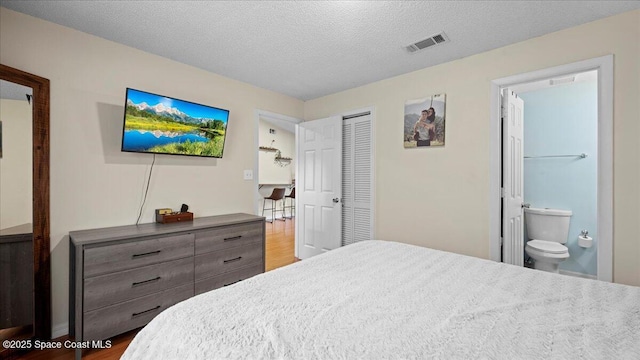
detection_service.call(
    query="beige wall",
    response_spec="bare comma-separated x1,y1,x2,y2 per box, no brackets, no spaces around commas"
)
305,10,640,286
0,8,304,333
0,99,32,229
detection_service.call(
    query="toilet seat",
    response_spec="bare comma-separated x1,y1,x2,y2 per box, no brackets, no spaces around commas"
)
525,239,569,273
526,240,568,254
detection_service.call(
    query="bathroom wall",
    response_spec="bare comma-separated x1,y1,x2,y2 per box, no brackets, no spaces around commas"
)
520,80,597,276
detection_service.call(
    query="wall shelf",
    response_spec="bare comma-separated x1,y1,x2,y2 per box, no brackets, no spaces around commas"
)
260,146,292,166
259,146,278,152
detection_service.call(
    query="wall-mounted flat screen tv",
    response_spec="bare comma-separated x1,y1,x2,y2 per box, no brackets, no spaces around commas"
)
121,88,230,158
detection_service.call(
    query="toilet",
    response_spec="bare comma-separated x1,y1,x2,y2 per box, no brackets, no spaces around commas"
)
524,207,572,273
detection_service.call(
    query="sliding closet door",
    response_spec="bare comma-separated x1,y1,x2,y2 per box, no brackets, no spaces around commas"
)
342,113,373,246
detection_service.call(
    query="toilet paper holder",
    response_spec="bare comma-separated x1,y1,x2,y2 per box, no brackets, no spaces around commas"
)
578,230,593,248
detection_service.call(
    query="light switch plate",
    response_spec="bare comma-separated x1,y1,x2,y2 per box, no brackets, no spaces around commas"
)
243,170,253,180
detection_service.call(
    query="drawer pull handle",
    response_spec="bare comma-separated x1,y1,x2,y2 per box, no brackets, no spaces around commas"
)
132,305,161,318
132,250,161,259
223,280,241,287
224,235,242,242
223,256,242,264
132,276,161,287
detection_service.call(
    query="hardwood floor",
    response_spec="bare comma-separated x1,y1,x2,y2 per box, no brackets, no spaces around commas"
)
12,218,296,360
2,331,138,360
265,217,297,271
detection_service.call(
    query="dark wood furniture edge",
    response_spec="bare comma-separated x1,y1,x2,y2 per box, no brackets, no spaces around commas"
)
69,213,265,245
0,64,51,340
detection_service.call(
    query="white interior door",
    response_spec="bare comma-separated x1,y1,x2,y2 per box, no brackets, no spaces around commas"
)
502,89,525,266
295,116,342,259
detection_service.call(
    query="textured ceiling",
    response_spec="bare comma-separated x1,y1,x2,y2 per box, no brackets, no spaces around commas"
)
1,1,638,100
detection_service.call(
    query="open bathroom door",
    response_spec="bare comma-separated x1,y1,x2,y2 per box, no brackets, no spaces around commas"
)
502,89,525,266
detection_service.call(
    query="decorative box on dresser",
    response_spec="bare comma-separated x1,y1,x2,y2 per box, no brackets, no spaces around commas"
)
69,213,264,358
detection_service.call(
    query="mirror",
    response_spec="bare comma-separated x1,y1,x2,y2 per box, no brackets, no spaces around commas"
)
0,65,50,354
0,79,34,345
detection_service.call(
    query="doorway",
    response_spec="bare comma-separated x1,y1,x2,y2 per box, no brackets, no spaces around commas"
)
254,110,301,271
490,56,613,281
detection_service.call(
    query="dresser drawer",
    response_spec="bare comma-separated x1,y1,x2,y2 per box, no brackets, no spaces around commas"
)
83,257,194,312
195,222,263,255
195,263,263,295
195,243,263,280
84,233,194,278
83,283,193,341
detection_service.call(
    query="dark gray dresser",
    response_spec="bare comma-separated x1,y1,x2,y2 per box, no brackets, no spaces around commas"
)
69,213,265,347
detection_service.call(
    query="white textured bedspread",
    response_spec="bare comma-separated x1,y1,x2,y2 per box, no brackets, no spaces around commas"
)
121,240,640,359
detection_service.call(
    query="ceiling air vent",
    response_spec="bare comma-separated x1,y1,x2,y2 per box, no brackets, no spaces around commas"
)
406,32,449,53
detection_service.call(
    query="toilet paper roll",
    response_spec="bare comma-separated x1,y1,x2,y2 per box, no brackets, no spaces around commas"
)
578,235,593,248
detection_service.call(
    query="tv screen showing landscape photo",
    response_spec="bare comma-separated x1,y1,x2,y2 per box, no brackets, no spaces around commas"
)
121,88,229,158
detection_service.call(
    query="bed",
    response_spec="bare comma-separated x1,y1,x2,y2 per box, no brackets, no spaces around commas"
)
121,240,640,359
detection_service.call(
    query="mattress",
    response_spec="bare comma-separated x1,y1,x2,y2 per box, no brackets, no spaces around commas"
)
121,240,640,359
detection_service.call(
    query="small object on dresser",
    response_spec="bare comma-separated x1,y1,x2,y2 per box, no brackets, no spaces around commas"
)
155,208,172,216
180,204,189,213
156,211,194,224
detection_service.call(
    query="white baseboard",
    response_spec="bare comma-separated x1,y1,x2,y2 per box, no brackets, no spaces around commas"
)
559,269,597,280
52,322,69,339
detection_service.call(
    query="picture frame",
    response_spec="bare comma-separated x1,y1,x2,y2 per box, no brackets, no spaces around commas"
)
404,94,446,148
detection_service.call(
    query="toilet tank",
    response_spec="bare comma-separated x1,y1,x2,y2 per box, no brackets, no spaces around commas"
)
524,207,572,244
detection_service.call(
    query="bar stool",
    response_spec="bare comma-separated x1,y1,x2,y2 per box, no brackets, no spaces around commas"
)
262,188,286,223
284,187,295,219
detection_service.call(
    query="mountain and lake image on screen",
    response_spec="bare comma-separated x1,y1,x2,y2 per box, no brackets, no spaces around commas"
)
121,89,229,158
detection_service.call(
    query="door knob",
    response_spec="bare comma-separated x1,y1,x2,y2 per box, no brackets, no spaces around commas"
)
333,198,340,203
